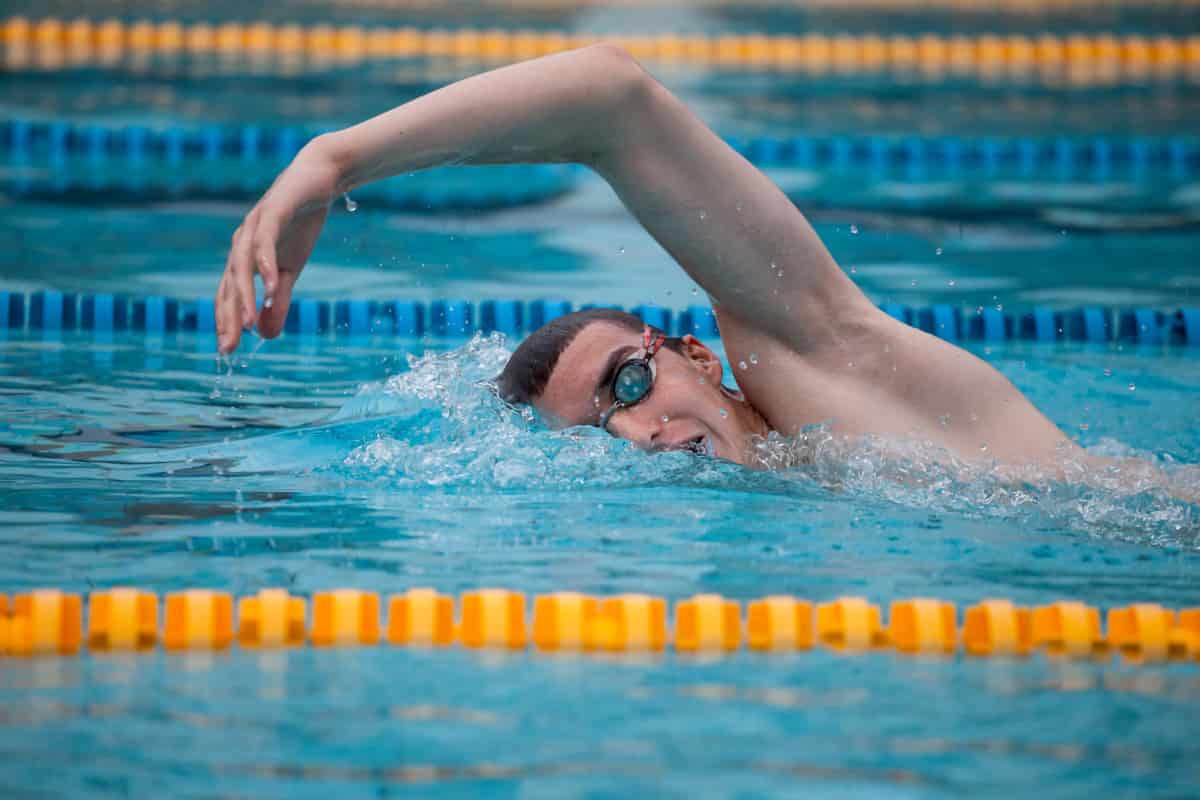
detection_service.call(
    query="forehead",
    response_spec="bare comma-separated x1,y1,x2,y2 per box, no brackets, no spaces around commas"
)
536,323,637,427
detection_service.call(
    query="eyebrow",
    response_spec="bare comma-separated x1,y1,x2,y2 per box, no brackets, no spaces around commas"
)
591,344,638,421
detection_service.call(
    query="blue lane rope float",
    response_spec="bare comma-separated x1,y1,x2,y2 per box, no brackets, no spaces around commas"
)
1,119,580,209
2,291,1199,347
3,120,1198,181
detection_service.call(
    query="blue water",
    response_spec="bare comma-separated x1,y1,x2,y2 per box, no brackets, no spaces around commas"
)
0,329,1198,797
4,8,1200,795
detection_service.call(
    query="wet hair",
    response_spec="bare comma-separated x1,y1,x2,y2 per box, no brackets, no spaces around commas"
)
496,308,684,405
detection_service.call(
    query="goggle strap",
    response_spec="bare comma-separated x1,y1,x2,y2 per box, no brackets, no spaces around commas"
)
642,325,666,356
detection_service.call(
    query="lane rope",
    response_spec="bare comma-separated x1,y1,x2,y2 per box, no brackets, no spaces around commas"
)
1,291,1198,347
3,119,1196,180
3,587,1197,663
3,18,1200,84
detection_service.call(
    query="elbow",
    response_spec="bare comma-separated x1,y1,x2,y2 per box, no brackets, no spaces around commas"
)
569,43,654,162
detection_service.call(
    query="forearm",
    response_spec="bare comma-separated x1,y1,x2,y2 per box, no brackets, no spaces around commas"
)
312,44,642,192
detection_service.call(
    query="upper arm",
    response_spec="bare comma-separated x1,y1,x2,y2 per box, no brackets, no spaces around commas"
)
589,54,876,353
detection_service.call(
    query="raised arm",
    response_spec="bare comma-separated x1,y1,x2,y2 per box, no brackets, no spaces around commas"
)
216,43,860,353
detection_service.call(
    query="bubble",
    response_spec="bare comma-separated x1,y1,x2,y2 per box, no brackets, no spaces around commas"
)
935,247,943,256
343,193,358,212
850,224,859,234
749,353,758,365
718,408,728,418
1128,383,1136,391
738,360,747,369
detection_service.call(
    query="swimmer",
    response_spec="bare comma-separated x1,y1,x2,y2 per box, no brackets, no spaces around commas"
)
216,44,1075,468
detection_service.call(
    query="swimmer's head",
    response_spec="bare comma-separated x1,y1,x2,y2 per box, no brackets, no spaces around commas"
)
496,309,762,464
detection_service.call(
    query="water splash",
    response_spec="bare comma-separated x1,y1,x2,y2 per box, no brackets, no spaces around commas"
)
332,335,1198,546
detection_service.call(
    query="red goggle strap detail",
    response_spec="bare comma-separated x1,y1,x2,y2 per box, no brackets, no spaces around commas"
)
642,325,666,356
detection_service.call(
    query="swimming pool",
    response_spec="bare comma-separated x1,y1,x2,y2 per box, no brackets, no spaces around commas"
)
3,7,1200,798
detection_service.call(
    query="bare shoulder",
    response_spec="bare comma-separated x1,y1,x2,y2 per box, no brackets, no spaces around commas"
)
718,304,1072,464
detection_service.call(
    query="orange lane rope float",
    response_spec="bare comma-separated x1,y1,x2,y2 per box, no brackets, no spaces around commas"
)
3,18,1199,85
2,588,1197,665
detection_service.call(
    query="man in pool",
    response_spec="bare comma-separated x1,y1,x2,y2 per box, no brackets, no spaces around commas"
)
215,44,1072,467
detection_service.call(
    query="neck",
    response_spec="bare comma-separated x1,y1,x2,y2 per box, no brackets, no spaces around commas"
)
723,386,772,439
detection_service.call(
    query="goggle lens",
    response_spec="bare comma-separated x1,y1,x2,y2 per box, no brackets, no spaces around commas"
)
613,361,653,404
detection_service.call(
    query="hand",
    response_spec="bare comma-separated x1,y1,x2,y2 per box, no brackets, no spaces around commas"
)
216,139,341,353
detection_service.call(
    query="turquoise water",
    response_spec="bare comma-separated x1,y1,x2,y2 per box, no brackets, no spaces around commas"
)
0,330,1198,797
4,7,1200,795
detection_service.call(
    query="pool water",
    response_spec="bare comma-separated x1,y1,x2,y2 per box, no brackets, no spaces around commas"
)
3,6,1200,797
1,329,1198,796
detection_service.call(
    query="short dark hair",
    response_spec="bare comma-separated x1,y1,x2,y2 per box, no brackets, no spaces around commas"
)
496,308,682,405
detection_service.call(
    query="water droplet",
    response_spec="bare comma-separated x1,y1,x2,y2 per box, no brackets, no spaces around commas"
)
947,279,957,287
847,361,854,368
850,224,859,234
719,408,728,418
661,415,670,423
1128,383,1136,391
980,443,989,453
343,193,358,212
850,266,857,274
691,287,699,296
969,412,979,423
910,279,918,287
697,376,706,384
938,414,952,427
593,394,601,407
738,360,748,370
1103,368,1112,377
935,247,943,256
617,246,625,255
749,353,758,364
735,201,744,212
1078,422,1090,431
698,210,707,221
769,260,777,271
777,270,784,278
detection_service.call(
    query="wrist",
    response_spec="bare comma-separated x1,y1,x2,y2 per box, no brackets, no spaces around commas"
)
298,132,355,195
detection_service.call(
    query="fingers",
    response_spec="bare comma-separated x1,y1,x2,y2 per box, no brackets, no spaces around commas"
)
256,270,297,339
229,224,258,330
251,214,281,312
215,273,242,355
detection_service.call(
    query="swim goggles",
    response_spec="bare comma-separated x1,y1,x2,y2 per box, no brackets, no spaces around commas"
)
599,325,666,432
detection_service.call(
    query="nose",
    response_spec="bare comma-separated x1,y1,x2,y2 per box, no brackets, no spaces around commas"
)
607,405,665,451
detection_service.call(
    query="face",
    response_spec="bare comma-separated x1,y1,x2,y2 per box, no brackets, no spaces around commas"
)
534,323,758,464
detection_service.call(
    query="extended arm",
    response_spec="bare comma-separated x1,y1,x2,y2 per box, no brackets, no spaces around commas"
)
216,43,861,353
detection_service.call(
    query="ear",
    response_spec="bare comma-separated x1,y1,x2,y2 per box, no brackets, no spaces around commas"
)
680,334,723,384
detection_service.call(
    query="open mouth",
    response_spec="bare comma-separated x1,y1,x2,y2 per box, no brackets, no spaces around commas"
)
681,436,715,457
